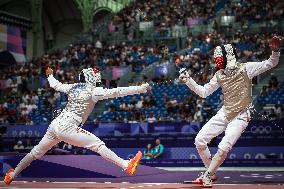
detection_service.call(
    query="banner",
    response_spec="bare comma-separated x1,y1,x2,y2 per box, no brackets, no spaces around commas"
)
92,122,130,136
0,24,26,63
4,125,48,138
110,146,284,160
92,122,200,136
112,66,130,80
3,120,283,138
2,121,284,162
148,121,200,134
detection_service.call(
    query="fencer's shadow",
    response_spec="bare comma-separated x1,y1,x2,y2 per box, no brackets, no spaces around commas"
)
181,185,203,188
182,181,205,188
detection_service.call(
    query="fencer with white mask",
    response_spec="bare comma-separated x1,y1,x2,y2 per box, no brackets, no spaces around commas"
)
4,67,151,185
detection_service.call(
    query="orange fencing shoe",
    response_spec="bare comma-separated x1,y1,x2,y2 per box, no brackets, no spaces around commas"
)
4,168,14,185
125,151,142,176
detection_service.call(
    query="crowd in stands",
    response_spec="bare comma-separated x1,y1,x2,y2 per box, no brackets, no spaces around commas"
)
13,140,33,153
0,31,282,126
225,0,284,23
103,76,214,124
105,0,284,39
259,75,284,120
108,0,219,38
0,1,283,156
0,42,168,125
101,31,283,123
1,30,281,125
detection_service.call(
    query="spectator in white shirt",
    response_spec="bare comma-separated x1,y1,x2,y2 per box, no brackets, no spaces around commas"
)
136,96,144,109
147,112,157,123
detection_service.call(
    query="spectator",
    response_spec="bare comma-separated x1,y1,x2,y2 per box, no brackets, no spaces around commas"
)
194,107,203,122
129,97,137,109
25,140,33,150
275,105,282,118
268,74,279,90
13,141,24,152
152,139,164,159
10,79,18,94
5,76,12,89
147,112,157,123
269,108,277,120
135,96,144,109
143,143,154,159
62,143,73,151
95,39,102,50
260,85,268,96
31,91,39,104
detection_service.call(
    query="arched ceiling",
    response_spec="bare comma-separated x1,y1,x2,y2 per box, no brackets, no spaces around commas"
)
0,0,31,19
42,0,81,25
0,0,82,26
93,9,112,23
0,0,83,51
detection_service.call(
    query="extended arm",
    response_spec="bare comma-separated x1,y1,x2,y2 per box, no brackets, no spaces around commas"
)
46,67,73,93
246,51,280,79
179,69,220,98
246,36,281,79
93,83,150,101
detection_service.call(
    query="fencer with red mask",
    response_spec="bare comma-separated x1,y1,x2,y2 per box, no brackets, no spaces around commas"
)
179,36,281,188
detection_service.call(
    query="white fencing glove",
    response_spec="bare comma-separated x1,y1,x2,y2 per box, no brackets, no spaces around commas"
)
179,68,190,83
141,82,151,93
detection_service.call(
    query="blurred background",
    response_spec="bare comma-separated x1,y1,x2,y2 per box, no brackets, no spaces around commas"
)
0,0,283,168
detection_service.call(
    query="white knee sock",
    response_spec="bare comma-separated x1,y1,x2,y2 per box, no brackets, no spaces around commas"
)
11,153,35,179
97,145,128,169
206,149,228,176
196,146,212,169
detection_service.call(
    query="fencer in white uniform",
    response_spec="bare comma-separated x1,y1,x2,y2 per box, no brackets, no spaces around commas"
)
4,67,150,184
179,38,281,187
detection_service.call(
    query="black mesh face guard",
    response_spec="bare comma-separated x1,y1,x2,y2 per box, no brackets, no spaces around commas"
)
221,45,227,69
78,68,102,86
79,71,102,87
79,71,86,83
